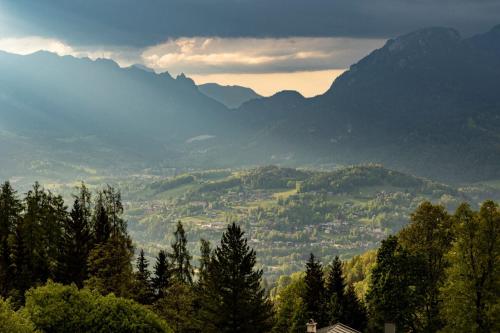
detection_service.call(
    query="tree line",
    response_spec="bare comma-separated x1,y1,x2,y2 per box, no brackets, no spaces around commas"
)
272,201,499,333
0,181,272,333
0,181,498,332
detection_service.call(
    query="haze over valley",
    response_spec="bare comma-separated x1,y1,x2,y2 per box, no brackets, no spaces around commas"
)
1,2,499,332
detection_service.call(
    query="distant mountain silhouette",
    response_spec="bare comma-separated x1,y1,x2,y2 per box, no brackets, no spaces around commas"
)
198,83,261,108
235,25,500,181
0,51,237,179
1,25,500,182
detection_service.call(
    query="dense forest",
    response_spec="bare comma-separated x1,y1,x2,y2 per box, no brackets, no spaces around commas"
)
0,181,498,332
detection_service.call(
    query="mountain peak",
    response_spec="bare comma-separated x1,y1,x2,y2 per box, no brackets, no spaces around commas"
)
386,27,461,53
271,90,304,99
175,73,196,87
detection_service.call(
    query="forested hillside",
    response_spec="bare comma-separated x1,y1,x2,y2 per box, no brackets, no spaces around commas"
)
1,181,498,332
86,164,498,280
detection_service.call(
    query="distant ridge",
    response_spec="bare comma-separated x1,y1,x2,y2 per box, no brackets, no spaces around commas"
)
198,83,261,108
1,25,500,182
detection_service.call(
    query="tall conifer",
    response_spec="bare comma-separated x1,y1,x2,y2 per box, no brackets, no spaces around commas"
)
304,253,327,326
170,221,193,284
200,223,273,333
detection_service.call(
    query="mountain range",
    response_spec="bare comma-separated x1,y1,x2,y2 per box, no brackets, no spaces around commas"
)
0,24,499,182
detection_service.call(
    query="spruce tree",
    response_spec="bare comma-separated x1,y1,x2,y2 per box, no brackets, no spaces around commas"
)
102,185,126,236
325,256,345,325
0,182,22,297
170,221,193,284
58,183,92,287
342,284,367,331
93,193,111,244
42,192,67,281
197,238,211,288
152,250,171,299
133,248,154,304
21,183,44,284
9,216,31,303
200,223,273,333
304,253,327,327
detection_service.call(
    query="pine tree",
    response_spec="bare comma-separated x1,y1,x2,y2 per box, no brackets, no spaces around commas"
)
133,248,154,304
0,182,22,297
21,183,66,285
197,238,211,288
200,223,273,333
9,217,30,303
58,183,92,287
304,253,327,327
193,239,212,332
42,192,67,281
93,193,111,244
170,221,193,284
325,256,345,325
152,250,171,300
101,185,126,236
342,284,367,331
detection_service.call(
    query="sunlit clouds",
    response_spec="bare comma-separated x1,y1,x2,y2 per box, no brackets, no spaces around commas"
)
141,37,383,74
0,37,75,56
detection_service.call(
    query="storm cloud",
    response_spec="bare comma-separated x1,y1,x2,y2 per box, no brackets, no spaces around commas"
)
1,0,499,47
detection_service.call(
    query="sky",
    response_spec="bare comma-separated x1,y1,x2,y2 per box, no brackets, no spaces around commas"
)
0,0,498,96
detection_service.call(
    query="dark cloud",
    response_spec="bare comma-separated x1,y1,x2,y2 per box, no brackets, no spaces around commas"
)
1,0,499,47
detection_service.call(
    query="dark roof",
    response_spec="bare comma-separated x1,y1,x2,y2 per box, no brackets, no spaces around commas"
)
317,323,361,333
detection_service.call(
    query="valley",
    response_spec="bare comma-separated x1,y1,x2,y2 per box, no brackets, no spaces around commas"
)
20,164,500,282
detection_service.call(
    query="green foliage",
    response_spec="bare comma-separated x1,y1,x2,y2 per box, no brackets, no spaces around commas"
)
58,183,92,287
152,250,171,300
154,281,198,333
133,249,154,304
197,238,212,290
23,282,172,333
304,253,327,327
0,181,22,297
150,175,196,193
241,166,309,189
300,165,431,194
366,236,422,332
170,221,194,284
342,284,367,331
325,256,345,325
271,273,307,333
85,233,134,298
200,223,274,333
440,202,500,332
0,298,36,333
197,177,242,193
398,201,453,332
343,250,377,299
